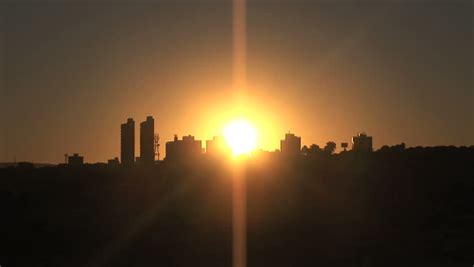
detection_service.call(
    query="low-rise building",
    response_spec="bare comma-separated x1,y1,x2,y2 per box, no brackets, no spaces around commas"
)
68,153,84,166
352,132,373,152
166,135,202,160
108,157,120,165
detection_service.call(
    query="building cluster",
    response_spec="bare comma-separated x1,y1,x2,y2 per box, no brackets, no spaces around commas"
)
120,116,157,165
162,131,372,162
65,115,375,165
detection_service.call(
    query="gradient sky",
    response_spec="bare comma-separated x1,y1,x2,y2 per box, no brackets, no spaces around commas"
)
1,0,473,163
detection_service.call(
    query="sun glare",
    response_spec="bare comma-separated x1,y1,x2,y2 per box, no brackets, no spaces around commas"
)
223,119,258,156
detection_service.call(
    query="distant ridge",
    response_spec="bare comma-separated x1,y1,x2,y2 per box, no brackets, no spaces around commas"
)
0,162,57,169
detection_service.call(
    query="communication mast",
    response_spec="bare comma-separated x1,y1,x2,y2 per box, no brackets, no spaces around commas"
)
154,134,160,160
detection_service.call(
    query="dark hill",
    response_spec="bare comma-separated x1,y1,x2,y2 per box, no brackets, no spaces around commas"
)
0,147,473,266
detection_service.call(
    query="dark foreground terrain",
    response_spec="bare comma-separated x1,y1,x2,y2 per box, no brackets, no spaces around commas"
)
1,147,473,267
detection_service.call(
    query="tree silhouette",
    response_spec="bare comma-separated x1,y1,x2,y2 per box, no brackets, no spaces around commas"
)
301,145,309,156
309,144,322,155
377,143,406,153
324,141,336,155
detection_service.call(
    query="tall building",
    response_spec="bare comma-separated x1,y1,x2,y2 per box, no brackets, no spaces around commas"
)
140,116,155,163
120,118,135,164
166,135,202,160
280,132,301,155
352,132,373,152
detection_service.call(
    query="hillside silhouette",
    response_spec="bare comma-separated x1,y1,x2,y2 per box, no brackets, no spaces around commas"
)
1,146,473,266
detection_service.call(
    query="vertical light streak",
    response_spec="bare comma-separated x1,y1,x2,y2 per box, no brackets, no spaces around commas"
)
232,164,247,267
232,0,247,267
233,0,247,101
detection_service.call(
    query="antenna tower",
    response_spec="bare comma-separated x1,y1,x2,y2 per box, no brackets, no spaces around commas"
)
154,134,160,160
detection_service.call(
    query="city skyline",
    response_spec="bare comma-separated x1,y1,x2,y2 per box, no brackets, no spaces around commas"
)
3,112,474,164
61,115,416,164
55,115,380,164
2,1,472,163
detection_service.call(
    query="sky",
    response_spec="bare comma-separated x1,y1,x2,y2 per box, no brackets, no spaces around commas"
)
1,0,473,163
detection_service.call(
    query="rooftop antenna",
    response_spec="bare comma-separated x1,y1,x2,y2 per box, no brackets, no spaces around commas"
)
154,134,160,161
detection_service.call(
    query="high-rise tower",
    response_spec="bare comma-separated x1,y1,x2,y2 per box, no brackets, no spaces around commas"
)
121,118,135,164
140,116,155,163
280,132,301,155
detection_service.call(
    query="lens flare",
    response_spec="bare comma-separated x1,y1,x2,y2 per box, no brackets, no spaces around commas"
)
223,119,257,156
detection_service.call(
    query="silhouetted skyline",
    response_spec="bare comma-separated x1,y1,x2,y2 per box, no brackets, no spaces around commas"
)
1,0,472,163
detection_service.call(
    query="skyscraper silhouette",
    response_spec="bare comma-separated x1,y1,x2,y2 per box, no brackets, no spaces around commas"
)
121,118,135,164
280,132,301,155
140,116,155,163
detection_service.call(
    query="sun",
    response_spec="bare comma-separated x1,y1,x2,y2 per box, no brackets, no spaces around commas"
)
223,119,258,156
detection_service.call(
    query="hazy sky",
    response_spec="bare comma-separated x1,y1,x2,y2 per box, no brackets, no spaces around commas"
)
1,0,473,163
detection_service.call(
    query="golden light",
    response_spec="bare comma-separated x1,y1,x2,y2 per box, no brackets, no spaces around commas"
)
223,119,258,156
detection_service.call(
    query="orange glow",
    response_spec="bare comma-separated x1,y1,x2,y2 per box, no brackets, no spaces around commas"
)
201,100,283,154
223,119,258,156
